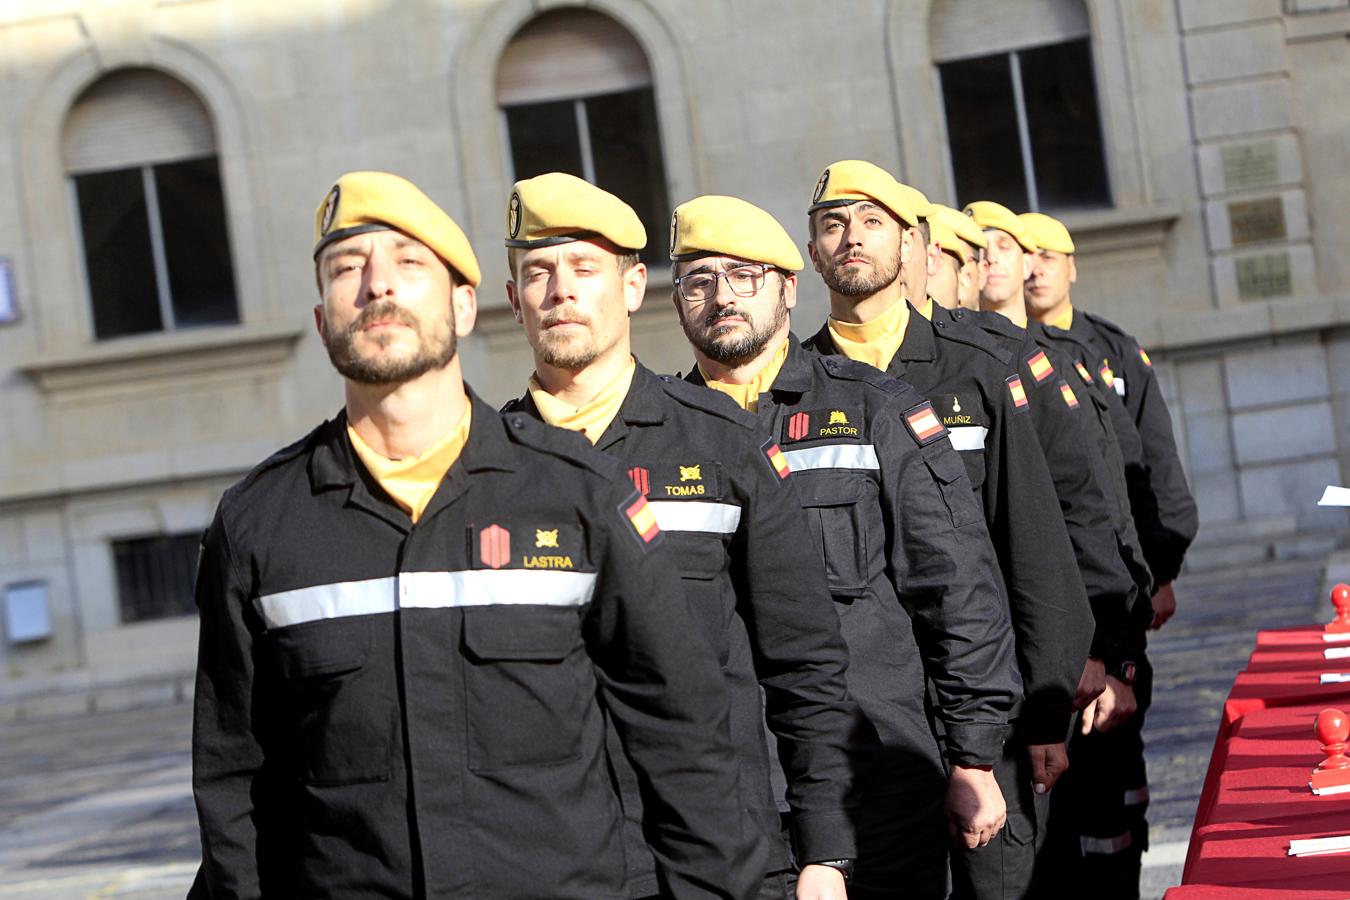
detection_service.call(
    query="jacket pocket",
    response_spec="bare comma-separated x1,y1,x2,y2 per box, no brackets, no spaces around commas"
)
462,605,588,771
270,617,391,786
800,484,869,601
924,448,984,529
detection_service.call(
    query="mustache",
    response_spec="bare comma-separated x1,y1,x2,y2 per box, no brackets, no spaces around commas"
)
541,308,591,329
350,301,419,334
705,306,752,327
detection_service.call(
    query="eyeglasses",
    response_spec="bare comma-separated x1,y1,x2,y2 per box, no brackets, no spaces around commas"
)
674,264,776,303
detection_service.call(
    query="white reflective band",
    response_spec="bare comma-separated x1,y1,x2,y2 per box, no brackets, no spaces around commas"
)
946,425,989,452
259,570,597,629
647,501,742,534
1113,377,1126,397
1124,787,1150,807
1080,832,1133,855
782,443,881,472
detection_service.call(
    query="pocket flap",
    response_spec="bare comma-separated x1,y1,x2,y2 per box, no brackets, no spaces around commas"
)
462,606,579,661
923,448,968,485
271,617,370,679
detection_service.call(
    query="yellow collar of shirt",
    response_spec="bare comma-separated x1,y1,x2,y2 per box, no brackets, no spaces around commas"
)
528,356,637,444
1046,303,1074,331
699,335,790,414
827,297,910,371
347,402,472,524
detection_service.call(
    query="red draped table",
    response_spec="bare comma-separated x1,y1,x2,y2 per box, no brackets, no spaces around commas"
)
1168,625,1350,897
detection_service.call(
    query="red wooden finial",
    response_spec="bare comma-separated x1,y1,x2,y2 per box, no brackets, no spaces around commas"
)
1326,584,1350,634
1311,708,1350,793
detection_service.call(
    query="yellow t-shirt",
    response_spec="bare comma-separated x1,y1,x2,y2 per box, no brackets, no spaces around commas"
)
1046,304,1074,331
827,298,911,371
700,335,790,413
347,402,472,524
528,357,637,444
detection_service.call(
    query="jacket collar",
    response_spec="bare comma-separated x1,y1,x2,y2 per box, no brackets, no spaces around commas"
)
684,332,814,397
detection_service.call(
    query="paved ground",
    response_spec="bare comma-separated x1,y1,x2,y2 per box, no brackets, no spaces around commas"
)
0,557,1327,898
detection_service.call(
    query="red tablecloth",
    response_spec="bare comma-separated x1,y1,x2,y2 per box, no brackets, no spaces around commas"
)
1181,624,1350,896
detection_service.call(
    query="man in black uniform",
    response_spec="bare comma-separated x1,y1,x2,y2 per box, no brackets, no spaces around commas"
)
798,161,1094,900
190,171,768,899
499,173,862,900
670,193,1022,899
1022,211,1198,898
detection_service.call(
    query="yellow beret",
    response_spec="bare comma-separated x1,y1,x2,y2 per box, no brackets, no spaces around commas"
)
1018,212,1076,254
927,218,972,265
313,171,481,287
505,172,646,252
963,200,1038,253
929,203,987,250
669,195,804,271
807,160,928,228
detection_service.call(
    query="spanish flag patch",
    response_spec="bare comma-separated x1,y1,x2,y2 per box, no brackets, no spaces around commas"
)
1006,374,1029,412
1138,347,1152,368
762,439,791,480
622,493,661,547
1074,361,1094,384
1059,381,1080,409
903,401,948,446
1027,350,1054,383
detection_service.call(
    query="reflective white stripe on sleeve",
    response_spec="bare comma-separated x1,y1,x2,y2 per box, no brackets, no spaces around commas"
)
782,443,880,472
259,570,597,629
646,501,742,534
1080,832,1133,855
1123,787,1149,807
1113,377,1126,398
946,425,989,452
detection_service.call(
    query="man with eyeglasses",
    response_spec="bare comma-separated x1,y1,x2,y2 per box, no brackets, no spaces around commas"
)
799,161,1094,900
501,174,864,900
674,193,1021,900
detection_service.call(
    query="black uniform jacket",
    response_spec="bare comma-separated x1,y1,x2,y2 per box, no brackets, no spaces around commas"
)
946,307,1151,667
805,308,1092,744
688,338,1020,776
505,362,862,878
1046,311,1198,586
189,392,768,900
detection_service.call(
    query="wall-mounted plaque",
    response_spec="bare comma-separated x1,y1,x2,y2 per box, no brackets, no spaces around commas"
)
1228,197,1287,246
1222,142,1278,191
1236,252,1292,300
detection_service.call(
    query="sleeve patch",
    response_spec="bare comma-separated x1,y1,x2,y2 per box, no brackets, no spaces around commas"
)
761,439,791,480
1138,347,1153,367
1074,361,1094,384
903,401,949,446
1006,374,1029,413
1058,380,1080,409
1098,363,1115,387
1027,350,1054,383
620,492,662,548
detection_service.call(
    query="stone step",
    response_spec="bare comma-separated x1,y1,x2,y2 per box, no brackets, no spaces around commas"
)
1190,515,1299,549
1184,529,1342,574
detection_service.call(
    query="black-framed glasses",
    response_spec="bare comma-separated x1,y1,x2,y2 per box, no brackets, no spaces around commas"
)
674,263,776,303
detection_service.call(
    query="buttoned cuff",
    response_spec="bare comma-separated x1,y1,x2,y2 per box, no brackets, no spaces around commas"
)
944,722,1010,768
791,812,858,866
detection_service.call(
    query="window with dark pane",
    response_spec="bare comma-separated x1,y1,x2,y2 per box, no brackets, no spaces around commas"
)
938,54,1028,211
587,88,670,266
503,99,584,180
156,158,239,327
1019,39,1110,209
112,532,201,623
74,168,162,339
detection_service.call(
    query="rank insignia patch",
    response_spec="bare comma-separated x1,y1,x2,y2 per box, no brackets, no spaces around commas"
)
1074,361,1094,384
628,466,650,496
762,439,791,479
1138,347,1153,367
480,524,511,570
788,412,811,441
1027,350,1054,383
622,494,661,546
1059,381,1080,409
904,401,948,446
1006,374,1029,412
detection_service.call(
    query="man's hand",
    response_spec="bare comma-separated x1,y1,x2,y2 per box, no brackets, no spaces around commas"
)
1074,657,1107,711
946,764,1006,849
1027,742,1069,794
1081,676,1137,735
796,864,847,900
1150,581,1177,630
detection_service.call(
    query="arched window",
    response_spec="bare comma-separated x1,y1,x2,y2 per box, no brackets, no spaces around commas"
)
931,0,1110,211
63,68,239,340
496,9,670,263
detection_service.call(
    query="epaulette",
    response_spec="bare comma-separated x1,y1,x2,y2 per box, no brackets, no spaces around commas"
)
1082,311,1134,344
501,411,618,478
931,311,1015,365
653,373,757,429
815,354,925,406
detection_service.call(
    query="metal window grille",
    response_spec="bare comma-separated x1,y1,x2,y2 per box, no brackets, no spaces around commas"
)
112,532,201,624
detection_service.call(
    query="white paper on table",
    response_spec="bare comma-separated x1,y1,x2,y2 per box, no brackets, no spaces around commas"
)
1326,646,1350,659
1319,673,1350,684
1319,485,1350,506
1289,834,1350,856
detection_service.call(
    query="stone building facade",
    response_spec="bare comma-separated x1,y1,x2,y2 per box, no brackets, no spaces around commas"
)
0,0,1347,688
